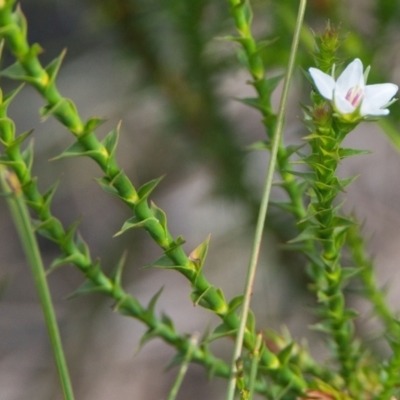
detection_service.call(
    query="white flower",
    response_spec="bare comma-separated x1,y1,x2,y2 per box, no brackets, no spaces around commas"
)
309,58,398,121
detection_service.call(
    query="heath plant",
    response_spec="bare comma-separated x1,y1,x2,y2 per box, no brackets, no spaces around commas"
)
1,0,400,399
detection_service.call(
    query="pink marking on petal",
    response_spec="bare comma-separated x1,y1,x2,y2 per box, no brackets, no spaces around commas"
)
345,86,364,107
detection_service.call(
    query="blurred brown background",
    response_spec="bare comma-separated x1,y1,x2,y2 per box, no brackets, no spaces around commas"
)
1,0,400,399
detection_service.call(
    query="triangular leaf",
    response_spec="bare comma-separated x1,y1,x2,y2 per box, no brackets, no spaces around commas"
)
264,74,284,95
41,178,61,214
137,176,164,200
256,37,279,53
277,342,294,365
15,5,28,39
143,254,188,274
75,233,91,260
47,253,82,274
161,312,175,331
84,116,107,134
110,251,128,287
51,140,99,160
150,201,168,233
283,169,316,183
2,84,25,109
189,235,211,273
32,217,61,242
287,226,318,243
190,287,212,308
338,174,360,189
0,61,37,84
114,216,158,237
45,49,67,87
228,295,244,311
21,140,34,172
341,267,363,283
338,148,371,159
94,176,119,197
10,129,33,149
270,200,297,214
102,123,120,158
66,278,104,299
147,286,164,314
236,97,268,113
60,218,81,249
285,143,306,157
206,323,237,343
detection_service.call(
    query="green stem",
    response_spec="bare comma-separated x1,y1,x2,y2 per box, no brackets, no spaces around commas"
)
225,1,307,399
0,167,75,400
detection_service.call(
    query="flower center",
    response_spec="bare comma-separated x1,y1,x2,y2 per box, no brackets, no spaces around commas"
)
345,85,364,108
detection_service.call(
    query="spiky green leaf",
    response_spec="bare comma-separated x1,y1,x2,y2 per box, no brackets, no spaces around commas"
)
0,61,37,84
189,235,211,273
147,287,164,314
287,226,318,243
94,175,119,197
338,148,371,159
102,124,120,158
110,251,128,287
143,254,188,274
51,140,99,160
150,201,168,232
237,97,268,113
137,176,164,200
278,342,294,365
206,323,236,343
114,216,158,237
66,278,104,299
45,49,66,87
84,116,107,134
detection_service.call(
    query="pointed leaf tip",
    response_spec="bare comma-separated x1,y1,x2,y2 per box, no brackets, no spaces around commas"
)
189,235,211,272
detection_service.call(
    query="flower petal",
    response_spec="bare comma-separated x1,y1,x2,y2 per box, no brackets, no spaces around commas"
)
309,68,335,100
333,91,356,114
335,58,364,100
361,83,398,116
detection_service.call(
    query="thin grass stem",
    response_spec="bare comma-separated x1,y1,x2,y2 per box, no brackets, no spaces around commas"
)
0,167,75,400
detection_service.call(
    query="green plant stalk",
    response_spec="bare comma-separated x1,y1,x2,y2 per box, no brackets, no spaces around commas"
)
0,1,307,392
167,333,198,400
226,0,308,223
300,107,360,393
347,224,400,399
0,87,237,391
225,0,318,268
225,0,307,398
0,167,75,400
